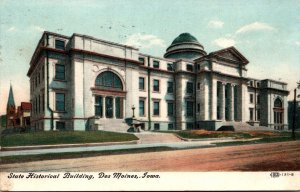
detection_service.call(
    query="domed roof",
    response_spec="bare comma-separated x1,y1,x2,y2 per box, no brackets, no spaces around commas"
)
164,33,206,60
171,33,199,45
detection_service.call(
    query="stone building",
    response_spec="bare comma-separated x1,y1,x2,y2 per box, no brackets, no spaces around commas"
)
27,31,289,131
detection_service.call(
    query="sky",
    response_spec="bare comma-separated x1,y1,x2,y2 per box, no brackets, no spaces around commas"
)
0,0,300,115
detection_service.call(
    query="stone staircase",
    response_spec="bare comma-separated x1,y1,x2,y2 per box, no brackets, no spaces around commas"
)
88,117,130,132
217,121,272,131
134,132,183,144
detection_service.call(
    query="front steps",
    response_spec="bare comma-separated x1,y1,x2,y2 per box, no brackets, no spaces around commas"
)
217,121,272,131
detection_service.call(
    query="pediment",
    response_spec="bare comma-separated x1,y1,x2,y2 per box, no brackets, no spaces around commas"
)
210,47,249,65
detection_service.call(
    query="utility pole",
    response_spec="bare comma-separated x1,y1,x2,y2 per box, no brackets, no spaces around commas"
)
292,81,300,140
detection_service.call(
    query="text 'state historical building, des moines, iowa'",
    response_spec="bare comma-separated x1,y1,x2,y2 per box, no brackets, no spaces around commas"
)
27,31,289,132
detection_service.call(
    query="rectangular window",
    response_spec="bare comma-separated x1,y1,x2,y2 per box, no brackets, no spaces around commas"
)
168,123,174,130
139,77,145,90
249,108,253,121
153,101,160,116
139,57,145,65
197,82,200,90
197,103,200,113
153,79,159,92
139,99,145,116
257,109,260,121
257,82,260,87
167,81,173,93
257,95,260,104
56,93,65,111
249,81,253,87
95,96,103,117
186,122,194,130
187,82,193,94
250,94,254,103
186,101,194,117
55,39,65,50
42,66,44,80
55,64,65,80
154,123,160,130
186,64,193,72
153,60,160,68
197,64,200,71
56,121,65,130
167,63,174,71
167,102,174,116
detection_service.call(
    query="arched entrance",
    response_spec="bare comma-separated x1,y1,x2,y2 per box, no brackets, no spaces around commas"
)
273,97,284,130
93,71,125,119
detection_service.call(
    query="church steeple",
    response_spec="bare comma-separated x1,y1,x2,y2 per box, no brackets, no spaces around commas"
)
7,83,16,109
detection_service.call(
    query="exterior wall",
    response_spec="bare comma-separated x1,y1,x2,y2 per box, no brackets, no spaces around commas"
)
27,32,290,132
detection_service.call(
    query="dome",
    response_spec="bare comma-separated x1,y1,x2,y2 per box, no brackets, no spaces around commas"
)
164,33,206,60
171,33,199,45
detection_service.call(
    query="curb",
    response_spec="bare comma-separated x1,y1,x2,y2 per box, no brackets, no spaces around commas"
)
174,134,234,142
1,140,139,151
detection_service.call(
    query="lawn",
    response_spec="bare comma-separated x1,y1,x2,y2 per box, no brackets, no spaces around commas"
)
176,130,291,139
0,146,173,164
0,131,138,147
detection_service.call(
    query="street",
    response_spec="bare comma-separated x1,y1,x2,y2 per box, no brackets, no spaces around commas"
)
1,141,300,171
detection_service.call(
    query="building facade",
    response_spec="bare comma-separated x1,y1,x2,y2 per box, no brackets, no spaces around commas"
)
27,32,289,131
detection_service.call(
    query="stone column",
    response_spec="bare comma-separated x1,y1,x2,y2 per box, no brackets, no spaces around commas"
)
113,96,116,119
102,96,106,119
211,79,217,120
221,82,226,121
230,84,235,121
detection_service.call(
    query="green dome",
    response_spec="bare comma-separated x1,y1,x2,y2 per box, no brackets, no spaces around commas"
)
171,33,199,45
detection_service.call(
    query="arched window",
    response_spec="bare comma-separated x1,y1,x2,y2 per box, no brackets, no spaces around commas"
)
274,98,282,108
95,71,123,90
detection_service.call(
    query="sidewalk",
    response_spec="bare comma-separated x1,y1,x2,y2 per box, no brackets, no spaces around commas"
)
0,138,235,157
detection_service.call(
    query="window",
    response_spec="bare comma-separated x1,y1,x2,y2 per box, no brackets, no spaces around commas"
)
168,123,174,130
167,63,174,71
154,123,160,130
167,81,173,93
257,95,260,104
186,101,193,117
257,82,260,87
197,82,200,90
56,93,65,111
42,66,44,80
56,121,65,130
139,99,145,116
274,98,283,108
187,82,193,94
55,64,65,80
55,39,65,50
197,103,200,113
186,64,193,72
153,60,160,68
250,94,254,103
197,64,200,71
186,123,194,130
115,97,122,119
249,108,253,121
139,77,145,90
249,81,253,87
153,79,159,92
95,71,123,90
167,102,174,116
153,101,160,116
257,109,260,121
139,57,145,65
95,96,103,117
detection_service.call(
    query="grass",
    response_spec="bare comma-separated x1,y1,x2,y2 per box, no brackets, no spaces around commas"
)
214,133,300,147
0,131,138,147
0,146,173,164
175,130,291,139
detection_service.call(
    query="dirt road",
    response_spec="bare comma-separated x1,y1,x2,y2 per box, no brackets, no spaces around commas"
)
1,141,300,171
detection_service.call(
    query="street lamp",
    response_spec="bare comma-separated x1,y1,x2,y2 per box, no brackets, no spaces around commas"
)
292,81,300,140
132,105,135,118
